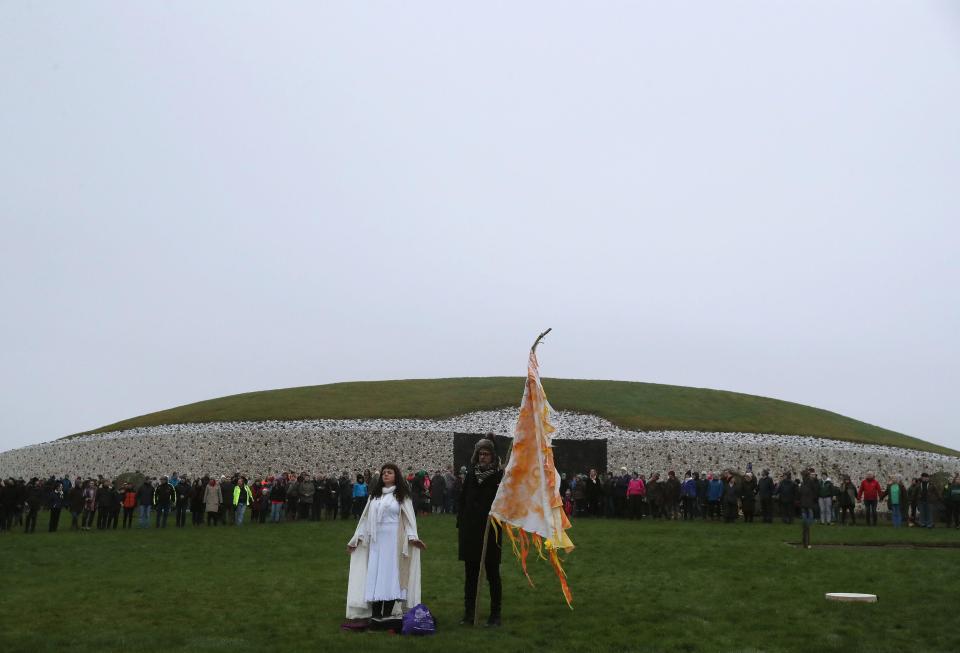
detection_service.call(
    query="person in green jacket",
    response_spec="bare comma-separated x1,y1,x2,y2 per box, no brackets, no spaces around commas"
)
818,477,835,525
883,475,907,528
233,477,254,526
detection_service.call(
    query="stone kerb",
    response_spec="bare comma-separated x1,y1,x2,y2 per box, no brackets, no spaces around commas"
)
0,410,957,482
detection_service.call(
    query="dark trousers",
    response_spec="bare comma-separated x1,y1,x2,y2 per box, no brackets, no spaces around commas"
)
742,503,755,523
780,502,793,524
123,507,135,528
299,501,312,521
24,508,38,533
627,495,643,519
70,511,80,530
724,501,738,522
109,508,119,529
49,507,62,532
464,558,502,618
193,508,204,525
97,508,109,529
175,504,188,527
708,501,721,520
839,505,855,524
864,500,878,526
206,511,219,526
155,505,170,528
760,497,773,522
82,509,96,528
352,497,366,518
371,600,397,619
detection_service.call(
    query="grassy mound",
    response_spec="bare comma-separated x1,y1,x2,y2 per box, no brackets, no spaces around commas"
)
74,377,956,456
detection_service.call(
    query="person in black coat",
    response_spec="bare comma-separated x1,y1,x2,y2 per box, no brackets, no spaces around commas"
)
325,476,340,520
175,478,191,527
47,481,65,532
338,473,352,520
24,478,44,533
584,469,603,517
757,470,775,523
775,472,796,524
190,479,205,526
457,437,504,627
67,482,84,530
107,482,122,529
96,481,113,530
723,476,739,522
154,477,176,528
740,472,757,523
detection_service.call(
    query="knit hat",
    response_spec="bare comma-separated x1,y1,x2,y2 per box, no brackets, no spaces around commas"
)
472,438,496,464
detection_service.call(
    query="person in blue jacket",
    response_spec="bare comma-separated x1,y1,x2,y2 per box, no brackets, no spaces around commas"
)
707,474,724,520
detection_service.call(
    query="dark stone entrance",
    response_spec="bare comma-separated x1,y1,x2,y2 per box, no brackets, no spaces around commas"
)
453,432,607,476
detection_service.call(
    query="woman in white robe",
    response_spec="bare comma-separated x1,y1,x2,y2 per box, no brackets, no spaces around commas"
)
346,463,426,622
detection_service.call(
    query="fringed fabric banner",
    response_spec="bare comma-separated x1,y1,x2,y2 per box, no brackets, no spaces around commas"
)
489,333,574,608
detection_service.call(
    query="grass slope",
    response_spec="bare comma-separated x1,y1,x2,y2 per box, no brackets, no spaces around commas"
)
77,377,956,456
3,515,960,653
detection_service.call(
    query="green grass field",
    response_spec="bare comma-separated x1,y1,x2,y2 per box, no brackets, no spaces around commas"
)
73,377,957,456
3,513,959,652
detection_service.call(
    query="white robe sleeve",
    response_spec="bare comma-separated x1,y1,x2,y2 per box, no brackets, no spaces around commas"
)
345,498,373,618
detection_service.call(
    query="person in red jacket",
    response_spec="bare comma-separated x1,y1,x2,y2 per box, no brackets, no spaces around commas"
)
121,483,137,529
858,472,883,526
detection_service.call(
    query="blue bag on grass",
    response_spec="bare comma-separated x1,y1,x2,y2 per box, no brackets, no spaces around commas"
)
401,603,436,636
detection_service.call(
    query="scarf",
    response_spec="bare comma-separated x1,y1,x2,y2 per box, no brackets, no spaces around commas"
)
366,486,397,545
475,463,500,485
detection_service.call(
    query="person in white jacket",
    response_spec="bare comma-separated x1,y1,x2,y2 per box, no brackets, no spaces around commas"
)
346,463,426,625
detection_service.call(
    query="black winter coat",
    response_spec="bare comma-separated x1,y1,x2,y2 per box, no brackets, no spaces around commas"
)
723,482,739,505
154,483,176,507
25,485,44,510
799,478,818,509
457,466,504,564
137,483,154,506
776,480,797,503
740,478,758,509
757,477,774,498
68,486,85,512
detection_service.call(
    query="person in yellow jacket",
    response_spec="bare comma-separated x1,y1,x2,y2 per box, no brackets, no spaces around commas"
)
233,477,254,526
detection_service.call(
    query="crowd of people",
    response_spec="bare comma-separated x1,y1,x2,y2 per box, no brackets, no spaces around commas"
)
562,467,960,528
0,467,462,533
2,464,959,535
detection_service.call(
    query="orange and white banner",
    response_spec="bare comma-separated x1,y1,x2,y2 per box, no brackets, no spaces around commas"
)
489,344,574,606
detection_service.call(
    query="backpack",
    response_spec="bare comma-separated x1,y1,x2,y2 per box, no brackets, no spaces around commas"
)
401,603,437,636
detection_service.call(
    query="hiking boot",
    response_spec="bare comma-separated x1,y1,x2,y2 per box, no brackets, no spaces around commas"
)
485,614,501,628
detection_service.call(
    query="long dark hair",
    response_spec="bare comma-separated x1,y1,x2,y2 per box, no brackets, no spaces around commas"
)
369,463,410,503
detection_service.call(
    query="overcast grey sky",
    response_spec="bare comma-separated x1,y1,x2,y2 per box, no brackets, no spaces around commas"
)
2,2,958,454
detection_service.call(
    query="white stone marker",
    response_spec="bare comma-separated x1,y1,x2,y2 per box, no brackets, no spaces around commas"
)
825,593,877,603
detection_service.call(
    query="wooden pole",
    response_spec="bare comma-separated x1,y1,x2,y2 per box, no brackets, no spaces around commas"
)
473,515,493,624
531,328,551,354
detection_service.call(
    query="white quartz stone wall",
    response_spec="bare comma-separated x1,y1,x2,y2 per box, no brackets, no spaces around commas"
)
1,409,957,481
